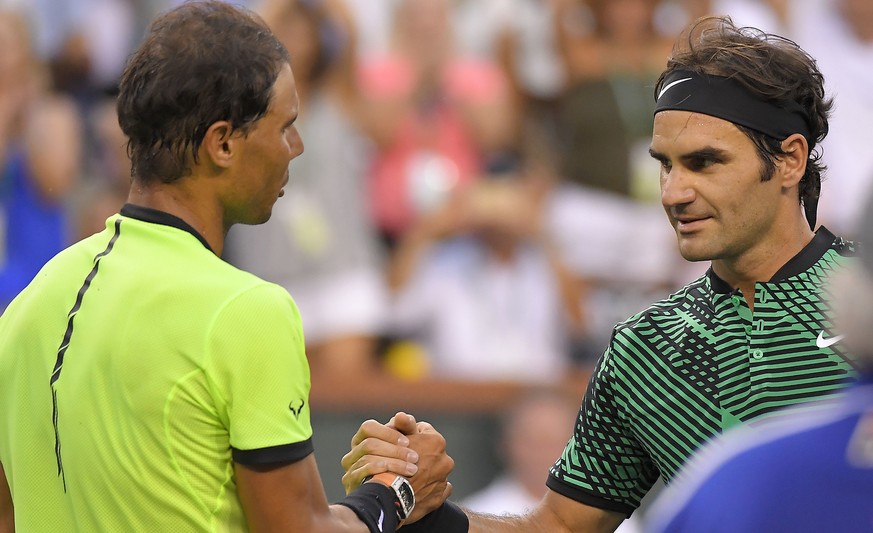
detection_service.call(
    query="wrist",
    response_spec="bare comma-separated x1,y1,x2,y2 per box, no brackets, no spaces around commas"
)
337,482,401,533
364,473,415,523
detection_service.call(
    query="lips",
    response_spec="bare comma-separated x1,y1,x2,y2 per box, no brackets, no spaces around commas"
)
278,173,289,197
674,216,710,232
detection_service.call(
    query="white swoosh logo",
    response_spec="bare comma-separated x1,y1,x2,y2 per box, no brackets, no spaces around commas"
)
658,77,693,100
816,331,845,349
377,509,384,531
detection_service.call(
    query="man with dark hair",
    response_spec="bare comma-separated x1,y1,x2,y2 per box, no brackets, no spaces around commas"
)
0,2,451,532
341,16,860,533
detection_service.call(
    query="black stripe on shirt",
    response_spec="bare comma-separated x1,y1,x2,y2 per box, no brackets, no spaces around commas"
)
232,438,315,466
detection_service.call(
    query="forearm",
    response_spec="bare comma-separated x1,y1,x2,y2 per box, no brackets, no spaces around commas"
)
387,211,457,290
402,502,572,533
466,510,565,533
404,492,623,533
24,95,81,201
320,504,374,533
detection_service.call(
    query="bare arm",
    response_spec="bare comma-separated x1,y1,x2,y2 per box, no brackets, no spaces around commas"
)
235,454,368,532
23,94,82,202
465,491,624,533
0,461,13,533
386,195,471,291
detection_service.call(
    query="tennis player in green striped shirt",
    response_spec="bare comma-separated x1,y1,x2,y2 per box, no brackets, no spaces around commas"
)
342,16,861,533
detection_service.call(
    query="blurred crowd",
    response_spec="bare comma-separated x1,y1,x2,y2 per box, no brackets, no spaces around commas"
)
1,0,871,391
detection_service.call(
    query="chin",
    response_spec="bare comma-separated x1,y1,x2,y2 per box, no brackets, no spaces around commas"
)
237,210,273,226
254,211,273,225
676,239,715,263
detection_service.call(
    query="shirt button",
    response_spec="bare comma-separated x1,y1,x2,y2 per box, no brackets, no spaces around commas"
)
751,349,764,360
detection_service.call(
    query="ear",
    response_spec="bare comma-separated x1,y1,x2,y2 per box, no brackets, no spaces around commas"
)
776,133,808,189
201,121,236,169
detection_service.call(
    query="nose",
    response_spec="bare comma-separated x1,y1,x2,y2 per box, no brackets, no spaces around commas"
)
660,168,695,208
288,126,304,160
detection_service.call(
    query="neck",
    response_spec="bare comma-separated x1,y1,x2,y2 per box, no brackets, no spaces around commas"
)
127,179,226,256
711,217,815,311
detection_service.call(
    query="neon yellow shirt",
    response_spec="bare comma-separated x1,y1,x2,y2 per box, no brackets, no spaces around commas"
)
0,205,313,531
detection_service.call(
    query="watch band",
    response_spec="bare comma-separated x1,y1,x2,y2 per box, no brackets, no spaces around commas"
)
365,473,415,522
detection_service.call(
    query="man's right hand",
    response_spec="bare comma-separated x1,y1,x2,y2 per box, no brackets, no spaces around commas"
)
342,412,454,523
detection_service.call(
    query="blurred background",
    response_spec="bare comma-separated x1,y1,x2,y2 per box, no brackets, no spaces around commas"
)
0,0,870,529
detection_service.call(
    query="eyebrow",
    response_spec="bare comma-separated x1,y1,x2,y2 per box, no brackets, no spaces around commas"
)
648,146,730,163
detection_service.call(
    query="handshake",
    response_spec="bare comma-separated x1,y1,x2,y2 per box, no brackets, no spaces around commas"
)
341,413,469,530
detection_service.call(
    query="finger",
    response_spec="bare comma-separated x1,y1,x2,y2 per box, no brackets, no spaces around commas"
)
341,437,419,471
350,419,410,448
415,421,436,434
348,455,419,479
387,411,417,435
341,455,420,493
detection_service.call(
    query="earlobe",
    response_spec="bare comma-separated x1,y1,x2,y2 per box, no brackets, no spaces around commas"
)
777,133,808,188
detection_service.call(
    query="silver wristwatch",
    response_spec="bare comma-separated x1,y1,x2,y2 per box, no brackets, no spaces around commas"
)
365,473,416,521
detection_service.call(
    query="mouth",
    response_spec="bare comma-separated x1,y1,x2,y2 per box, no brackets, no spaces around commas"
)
673,215,711,233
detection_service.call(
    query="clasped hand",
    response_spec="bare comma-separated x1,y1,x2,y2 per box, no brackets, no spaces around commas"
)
342,412,454,523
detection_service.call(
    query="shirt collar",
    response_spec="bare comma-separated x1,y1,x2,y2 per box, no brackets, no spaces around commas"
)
120,203,215,254
708,226,838,294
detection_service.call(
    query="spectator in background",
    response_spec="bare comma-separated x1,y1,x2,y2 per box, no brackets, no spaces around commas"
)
555,0,672,201
45,0,135,107
0,9,81,310
463,390,579,514
453,0,567,158
360,0,518,246
545,0,694,358
383,162,585,384
72,94,131,241
226,0,389,382
670,0,787,34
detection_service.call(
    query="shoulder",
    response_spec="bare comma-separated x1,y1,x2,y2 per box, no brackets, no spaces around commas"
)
611,274,711,339
592,275,711,378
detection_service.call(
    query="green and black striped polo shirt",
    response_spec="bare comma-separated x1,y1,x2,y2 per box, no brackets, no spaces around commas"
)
547,227,858,515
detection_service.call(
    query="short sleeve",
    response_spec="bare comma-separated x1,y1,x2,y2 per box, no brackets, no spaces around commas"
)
205,283,313,465
547,343,659,515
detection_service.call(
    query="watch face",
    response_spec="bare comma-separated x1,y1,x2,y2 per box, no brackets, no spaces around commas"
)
398,483,414,506
394,478,415,518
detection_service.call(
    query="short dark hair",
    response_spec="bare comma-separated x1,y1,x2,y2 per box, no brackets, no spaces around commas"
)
655,16,833,225
117,1,289,184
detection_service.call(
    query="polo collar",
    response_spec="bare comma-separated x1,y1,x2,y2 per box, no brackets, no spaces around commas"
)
120,203,215,254
708,226,838,294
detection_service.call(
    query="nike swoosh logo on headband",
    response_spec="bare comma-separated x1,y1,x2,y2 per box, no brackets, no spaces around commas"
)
658,77,693,100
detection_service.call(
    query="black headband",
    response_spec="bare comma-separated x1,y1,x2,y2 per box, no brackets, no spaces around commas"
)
654,69,813,147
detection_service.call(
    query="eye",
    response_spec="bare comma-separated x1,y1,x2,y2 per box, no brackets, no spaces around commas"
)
687,156,717,172
658,159,672,173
